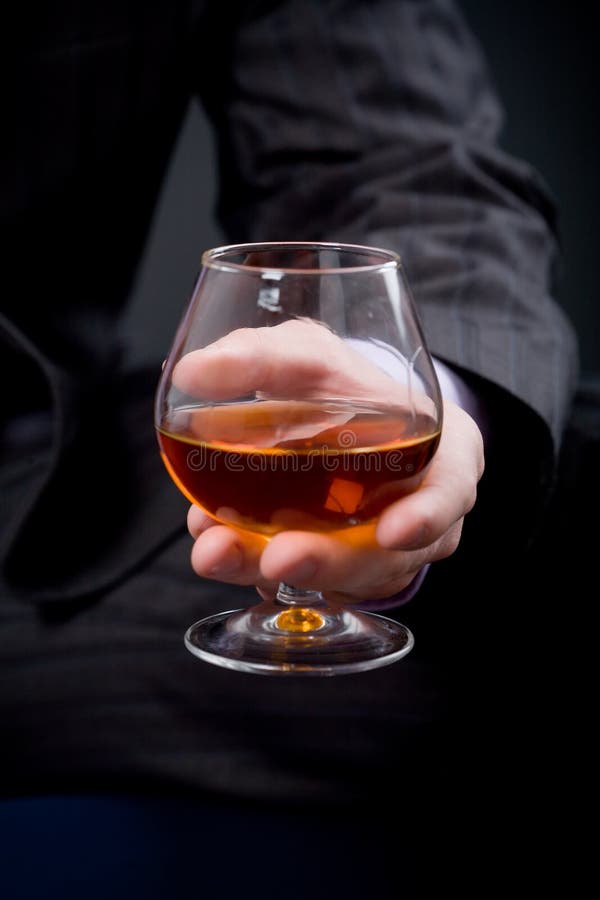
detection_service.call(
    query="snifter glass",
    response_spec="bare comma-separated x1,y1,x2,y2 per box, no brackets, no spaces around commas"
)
155,242,442,675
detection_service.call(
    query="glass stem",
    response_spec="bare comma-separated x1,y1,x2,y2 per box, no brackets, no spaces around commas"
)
276,583,325,605
274,583,327,633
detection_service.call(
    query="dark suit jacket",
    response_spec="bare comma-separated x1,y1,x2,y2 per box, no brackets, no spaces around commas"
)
0,0,577,601
0,0,579,805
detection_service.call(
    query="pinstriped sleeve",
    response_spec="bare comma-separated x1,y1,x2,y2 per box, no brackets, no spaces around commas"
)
199,0,578,452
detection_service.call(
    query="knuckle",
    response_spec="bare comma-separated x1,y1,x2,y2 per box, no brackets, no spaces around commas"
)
414,510,436,546
437,521,464,560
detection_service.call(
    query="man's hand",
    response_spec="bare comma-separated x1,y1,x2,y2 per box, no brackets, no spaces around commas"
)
178,321,484,605
187,398,482,604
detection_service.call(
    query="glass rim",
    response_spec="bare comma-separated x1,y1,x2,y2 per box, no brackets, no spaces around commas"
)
201,241,401,275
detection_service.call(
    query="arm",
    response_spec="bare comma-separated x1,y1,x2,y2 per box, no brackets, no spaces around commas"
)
199,0,577,448
190,0,578,599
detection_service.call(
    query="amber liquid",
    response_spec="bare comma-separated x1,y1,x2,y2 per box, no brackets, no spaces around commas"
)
157,399,440,538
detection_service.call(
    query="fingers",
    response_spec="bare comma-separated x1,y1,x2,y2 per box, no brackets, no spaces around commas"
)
188,507,436,603
189,516,271,586
375,472,472,551
185,399,484,604
259,530,427,601
174,329,274,401
377,401,483,550
172,320,398,402
187,504,216,538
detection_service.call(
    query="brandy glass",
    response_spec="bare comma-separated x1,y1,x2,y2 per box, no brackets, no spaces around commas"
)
155,242,442,675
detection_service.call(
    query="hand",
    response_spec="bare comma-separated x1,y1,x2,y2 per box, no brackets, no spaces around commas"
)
179,321,485,605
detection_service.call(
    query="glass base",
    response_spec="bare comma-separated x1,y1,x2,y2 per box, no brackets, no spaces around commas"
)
184,604,414,676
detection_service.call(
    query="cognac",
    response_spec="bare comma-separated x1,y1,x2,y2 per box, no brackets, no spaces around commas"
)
157,399,440,536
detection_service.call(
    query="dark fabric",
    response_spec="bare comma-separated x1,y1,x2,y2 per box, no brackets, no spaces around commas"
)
209,0,578,442
0,0,579,817
0,532,453,804
2,0,194,600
